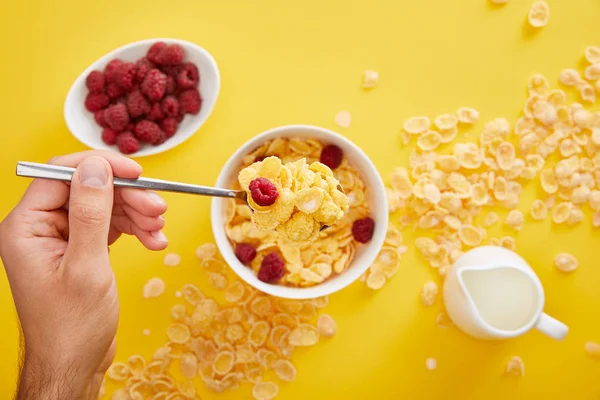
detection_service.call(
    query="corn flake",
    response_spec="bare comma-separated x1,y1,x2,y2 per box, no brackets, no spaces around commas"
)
404,116,431,135
252,382,279,400
288,324,319,346
554,253,578,272
528,1,550,28
421,280,438,307
506,356,525,377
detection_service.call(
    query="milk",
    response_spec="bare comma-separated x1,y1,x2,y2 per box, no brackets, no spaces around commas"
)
462,267,539,331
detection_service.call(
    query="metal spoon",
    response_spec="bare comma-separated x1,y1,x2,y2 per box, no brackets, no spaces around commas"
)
16,161,341,231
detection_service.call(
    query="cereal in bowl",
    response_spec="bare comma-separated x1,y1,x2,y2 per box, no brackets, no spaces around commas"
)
226,138,374,286
238,156,350,243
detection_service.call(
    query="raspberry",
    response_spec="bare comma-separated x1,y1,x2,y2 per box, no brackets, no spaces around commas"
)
94,110,107,127
235,243,257,264
106,82,125,100
254,156,267,163
176,113,184,122
160,65,183,77
160,118,178,137
127,90,151,118
126,123,135,132
178,89,202,115
134,120,161,143
153,130,167,146
352,217,375,243
141,69,167,101
176,62,199,89
165,76,177,95
161,96,179,117
257,252,286,283
101,128,119,145
116,131,140,154
249,178,279,206
147,42,166,64
86,70,105,93
155,44,184,66
320,144,343,169
115,62,135,90
103,103,130,132
134,57,154,83
84,93,109,112
104,59,124,84
147,103,165,121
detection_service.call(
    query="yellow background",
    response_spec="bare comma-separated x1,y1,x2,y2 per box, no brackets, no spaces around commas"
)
1,0,600,398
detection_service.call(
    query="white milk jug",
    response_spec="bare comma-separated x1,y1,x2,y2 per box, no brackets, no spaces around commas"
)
443,246,568,340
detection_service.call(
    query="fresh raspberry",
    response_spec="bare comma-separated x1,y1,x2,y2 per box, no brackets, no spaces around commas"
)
147,103,165,121
160,118,178,137
320,144,343,169
126,123,135,132
176,113,184,122
352,217,375,243
147,42,166,64
160,65,183,77
161,96,179,117
176,63,199,89
235,243,257,265
94,110,108,127
106,82,125,100
178,89,202,115
141,69,167,102
134,120,162,143
249,178,279,206
116,131,140,154
153,130,167,146
103,103,130,132
134,57,154,83
155,44,184,66
257,252,286,283
86,70,105,93
84,93,109,112
254,156,267,162
104,59,124,84
115,62,135,90
165,76,177,94
127,90,151,118
101,128,119,145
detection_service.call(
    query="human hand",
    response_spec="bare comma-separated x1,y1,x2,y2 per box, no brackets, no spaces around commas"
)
0,151,168,399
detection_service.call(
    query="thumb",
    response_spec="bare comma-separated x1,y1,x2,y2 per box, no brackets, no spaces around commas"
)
66,156,114,259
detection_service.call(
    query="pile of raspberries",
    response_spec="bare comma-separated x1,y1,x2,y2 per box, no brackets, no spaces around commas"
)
84,42,202,154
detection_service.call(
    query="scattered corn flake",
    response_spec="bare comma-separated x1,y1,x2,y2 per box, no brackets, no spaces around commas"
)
143,277,166,299
249,321,271,347
142,329,151,336
434,114,458,130
577,81,596,103
317,314,337,338
506,356,525,377
435,312,453,328
107,362,130,381
225,281,246,303
458,224,484,247
552,202,572,224
554,253,578,272
499,236,516,251
208,272,228,290
252,381,279,400
559,69,581,87
163,252,181,267
272,359,297,382
404,116,431,135
417,130,442,151
175,290,182,298
180,353,198,379
362,69,379,89
529,74,549,97
584,64,600,81
505,210,525,231
457,107,480,124
196,242,217,259
335,111,352,128
213,351,235,375
530,200,548,220
483,211,500,227
426,357,437,371
527,1,549,28
421,280,438,307
585,341,600,358
288,324,319,346
166,323,191,344
585,46,600,64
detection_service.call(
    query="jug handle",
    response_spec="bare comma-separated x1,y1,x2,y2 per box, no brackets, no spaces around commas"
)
536,313,568,341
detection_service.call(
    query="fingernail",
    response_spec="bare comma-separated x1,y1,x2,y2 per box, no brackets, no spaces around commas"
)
158,215,165,222
80,158,109,187
148,192,166,206
151,230,168,242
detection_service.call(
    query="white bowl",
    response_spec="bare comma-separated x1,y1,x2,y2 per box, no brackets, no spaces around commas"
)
64,38,220,157
211,125,389,299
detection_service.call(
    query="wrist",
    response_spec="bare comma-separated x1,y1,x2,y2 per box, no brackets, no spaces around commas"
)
18,352,93,400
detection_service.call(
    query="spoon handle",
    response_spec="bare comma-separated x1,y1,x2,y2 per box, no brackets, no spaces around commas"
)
16,161,243,199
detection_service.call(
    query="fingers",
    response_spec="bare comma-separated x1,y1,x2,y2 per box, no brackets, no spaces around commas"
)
121,204,165,231
18,150,141,212
116,189,167,217
64,157,114,262
110,216,168,251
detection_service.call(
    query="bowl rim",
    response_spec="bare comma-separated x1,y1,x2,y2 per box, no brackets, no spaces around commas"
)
64,37,221,158
210,124,389,299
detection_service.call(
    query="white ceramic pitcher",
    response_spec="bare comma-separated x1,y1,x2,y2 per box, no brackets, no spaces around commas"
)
443,246,568,341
